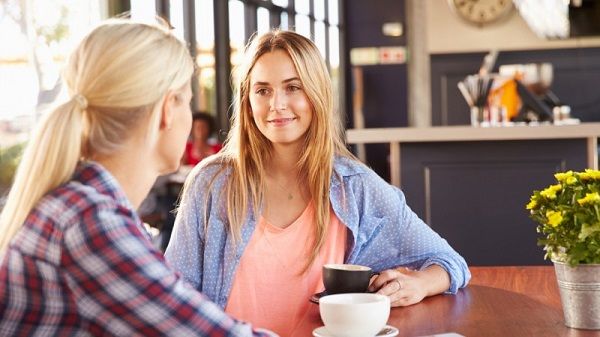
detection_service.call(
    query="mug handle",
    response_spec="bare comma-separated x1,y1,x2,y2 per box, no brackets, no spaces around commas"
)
367,271,381,293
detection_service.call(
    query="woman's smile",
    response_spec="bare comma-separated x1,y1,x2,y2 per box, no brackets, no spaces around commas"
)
268,117,297,126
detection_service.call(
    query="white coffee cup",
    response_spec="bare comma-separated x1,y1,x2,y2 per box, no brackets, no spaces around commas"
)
319,293,390,337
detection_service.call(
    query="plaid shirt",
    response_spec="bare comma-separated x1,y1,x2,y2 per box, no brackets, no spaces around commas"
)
0,162,275,337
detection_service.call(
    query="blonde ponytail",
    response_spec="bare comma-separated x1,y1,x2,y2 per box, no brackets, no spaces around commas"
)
0,99,84,251
0,19,194,253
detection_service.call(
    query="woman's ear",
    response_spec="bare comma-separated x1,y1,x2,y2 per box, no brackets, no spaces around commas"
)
159,91,176,130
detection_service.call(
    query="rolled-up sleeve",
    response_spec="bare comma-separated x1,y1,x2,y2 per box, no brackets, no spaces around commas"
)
397,187,470,293
348,169,470,294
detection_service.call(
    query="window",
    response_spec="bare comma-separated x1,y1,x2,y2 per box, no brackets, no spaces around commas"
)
168,0,184,40
229,0,246,67
237,0,343,83
295,14,311,38
0,0,345,149
131,0,156,21
257,7,270,34
195,0,216,114
0,0,103,201
0,0,345,217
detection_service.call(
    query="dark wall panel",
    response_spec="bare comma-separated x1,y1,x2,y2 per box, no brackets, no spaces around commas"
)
345,0,407,48
400,139,588,266
345,0,408,130
345,0,407,179
361,67,408,128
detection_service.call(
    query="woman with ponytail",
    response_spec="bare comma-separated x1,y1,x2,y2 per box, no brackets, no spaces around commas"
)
0,19,274,337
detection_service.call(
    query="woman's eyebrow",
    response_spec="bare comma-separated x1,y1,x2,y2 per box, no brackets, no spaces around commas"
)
252,77,300,87
252,81,270,87
282,77,301,83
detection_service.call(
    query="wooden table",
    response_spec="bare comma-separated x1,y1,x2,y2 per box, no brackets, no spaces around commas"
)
308,266,600,337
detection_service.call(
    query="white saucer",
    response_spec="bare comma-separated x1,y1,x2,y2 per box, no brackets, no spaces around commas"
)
312,325,399,337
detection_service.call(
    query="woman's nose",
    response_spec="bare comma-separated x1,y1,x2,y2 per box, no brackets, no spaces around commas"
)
270,90,288,112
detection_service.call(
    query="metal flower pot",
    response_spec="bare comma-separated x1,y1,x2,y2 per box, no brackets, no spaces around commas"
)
553,261,600,330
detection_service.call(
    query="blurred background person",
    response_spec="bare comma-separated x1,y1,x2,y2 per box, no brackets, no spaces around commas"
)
148,111,223,251
182,111,222,166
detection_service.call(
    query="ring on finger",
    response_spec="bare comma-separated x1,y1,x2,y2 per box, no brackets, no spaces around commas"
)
394,279,402,290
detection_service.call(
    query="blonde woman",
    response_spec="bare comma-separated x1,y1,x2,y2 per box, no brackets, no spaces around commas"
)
0,20,274,337
166,30,470,336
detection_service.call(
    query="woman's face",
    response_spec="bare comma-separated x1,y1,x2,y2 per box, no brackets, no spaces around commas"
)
192,119,210,142
248,49,312,149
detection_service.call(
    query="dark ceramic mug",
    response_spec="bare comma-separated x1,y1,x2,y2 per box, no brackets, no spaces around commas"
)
322,264,378,294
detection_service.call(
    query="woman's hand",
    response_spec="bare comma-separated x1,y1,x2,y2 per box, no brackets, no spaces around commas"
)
368,265,450,307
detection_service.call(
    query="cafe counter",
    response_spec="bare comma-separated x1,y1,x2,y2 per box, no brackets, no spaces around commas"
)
346,123,600,266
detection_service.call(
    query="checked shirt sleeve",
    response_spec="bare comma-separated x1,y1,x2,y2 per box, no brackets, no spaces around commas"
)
60,203,275,337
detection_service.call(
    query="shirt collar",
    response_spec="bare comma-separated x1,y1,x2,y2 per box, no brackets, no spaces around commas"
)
333,155,367,178
72,161,133,210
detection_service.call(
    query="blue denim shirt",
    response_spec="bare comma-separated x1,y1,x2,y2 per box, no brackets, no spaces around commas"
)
165,156,470,308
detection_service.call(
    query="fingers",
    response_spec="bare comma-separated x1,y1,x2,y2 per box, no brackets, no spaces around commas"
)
368,269,401,292
368,267,426,307
375,277,417,307
376,278,403,297
389,294,417,307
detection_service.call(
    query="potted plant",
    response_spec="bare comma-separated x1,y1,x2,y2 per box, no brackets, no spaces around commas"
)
527,169,600,330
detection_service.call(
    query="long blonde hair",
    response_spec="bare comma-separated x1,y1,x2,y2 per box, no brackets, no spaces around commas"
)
0,19,194,252
194,30,354,269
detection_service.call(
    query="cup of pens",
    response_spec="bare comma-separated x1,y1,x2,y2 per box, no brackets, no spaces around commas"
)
458,75,494,127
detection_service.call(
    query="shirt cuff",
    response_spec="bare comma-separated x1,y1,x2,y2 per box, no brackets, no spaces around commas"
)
420,257,471,294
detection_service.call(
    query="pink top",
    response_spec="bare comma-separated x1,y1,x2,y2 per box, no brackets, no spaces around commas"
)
225,202,347,337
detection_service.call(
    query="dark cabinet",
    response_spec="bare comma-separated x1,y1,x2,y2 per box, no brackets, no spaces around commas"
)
400,139,588,266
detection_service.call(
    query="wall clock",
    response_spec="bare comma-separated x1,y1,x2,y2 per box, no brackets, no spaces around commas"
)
448,0,514,27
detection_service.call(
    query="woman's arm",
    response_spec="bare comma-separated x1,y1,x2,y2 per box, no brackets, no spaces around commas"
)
164,167,209,289
347,168,470,305
62,203,274,336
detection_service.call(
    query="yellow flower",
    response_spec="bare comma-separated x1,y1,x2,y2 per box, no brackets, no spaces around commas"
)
526,198,537,210
529,169,600,265
579,169,600,181
540,184,561,200
577,192,600,205
555,171,574,182
545,210,563,227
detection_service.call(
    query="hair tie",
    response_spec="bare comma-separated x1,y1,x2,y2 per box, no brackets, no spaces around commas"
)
73,94,88,110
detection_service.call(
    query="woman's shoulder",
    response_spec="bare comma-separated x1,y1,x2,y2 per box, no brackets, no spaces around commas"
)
185,155,232,189
333,155,396,194
333,155,386,184
333,155,368,176
32,179,120,231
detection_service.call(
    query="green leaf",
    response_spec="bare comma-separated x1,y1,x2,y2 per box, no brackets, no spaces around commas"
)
579,222,600,241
